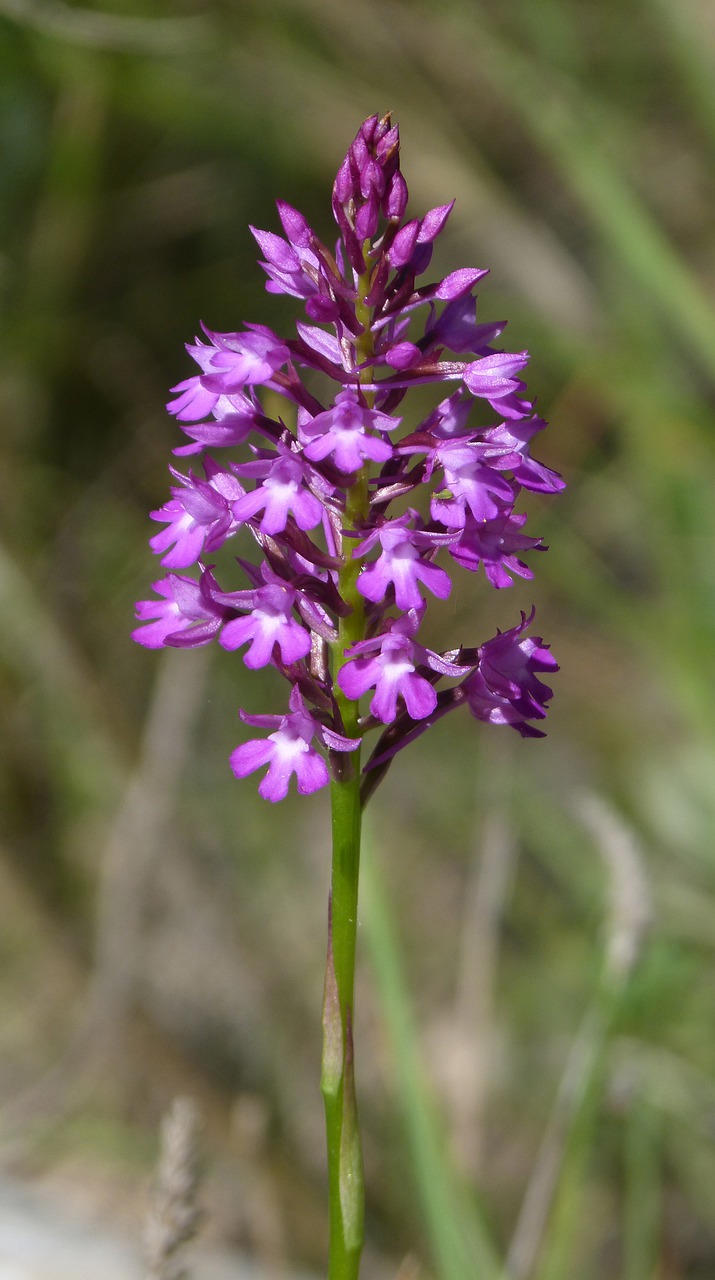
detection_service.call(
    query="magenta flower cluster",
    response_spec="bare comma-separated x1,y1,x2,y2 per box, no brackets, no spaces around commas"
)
134,115,561,802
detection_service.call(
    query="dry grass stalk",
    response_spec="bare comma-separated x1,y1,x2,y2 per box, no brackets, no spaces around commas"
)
144,1096,203,1280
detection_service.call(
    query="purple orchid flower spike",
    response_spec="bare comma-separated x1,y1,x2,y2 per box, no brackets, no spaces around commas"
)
133,112,563,1280
136,110,562,799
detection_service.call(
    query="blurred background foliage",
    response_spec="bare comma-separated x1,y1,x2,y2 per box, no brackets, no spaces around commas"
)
1,0,715,1277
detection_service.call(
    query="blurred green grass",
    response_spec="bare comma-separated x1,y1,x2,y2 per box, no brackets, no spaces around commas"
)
1,0,715,1276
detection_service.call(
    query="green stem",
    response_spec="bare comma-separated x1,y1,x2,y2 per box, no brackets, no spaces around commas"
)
322,525,367,1280
320,265,375,1280
322,753,364,1280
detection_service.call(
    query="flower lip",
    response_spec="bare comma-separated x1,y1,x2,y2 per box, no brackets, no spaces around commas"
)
300,388,397,475
230,689,360,801
338,614,472,726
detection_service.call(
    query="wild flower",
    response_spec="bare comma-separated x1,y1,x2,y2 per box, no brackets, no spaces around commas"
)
134,113,561,804
134,114,563,1280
